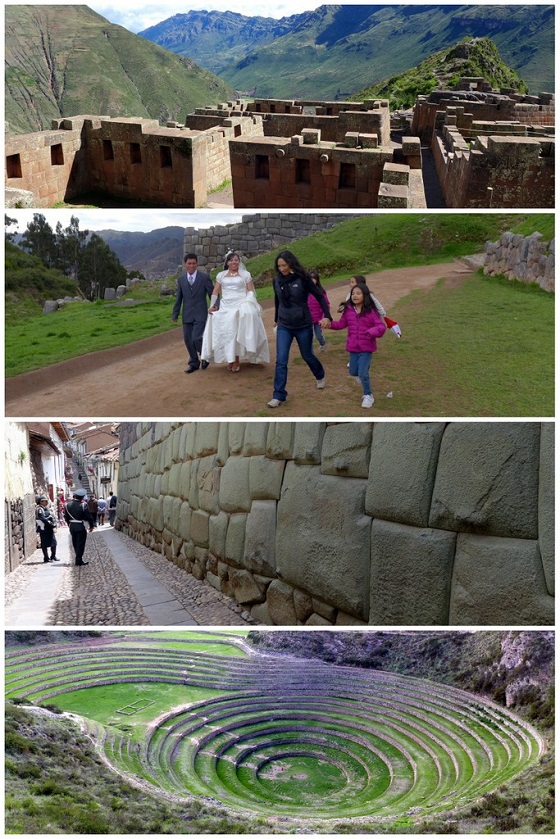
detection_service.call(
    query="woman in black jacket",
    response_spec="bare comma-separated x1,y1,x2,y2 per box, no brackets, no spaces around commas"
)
268,250,332,408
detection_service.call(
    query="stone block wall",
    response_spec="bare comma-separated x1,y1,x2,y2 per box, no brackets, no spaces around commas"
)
183,213,369,269
432,126,554,208
5,495,37,573
230,134,395,208
116,422,554,627
484,232,555,291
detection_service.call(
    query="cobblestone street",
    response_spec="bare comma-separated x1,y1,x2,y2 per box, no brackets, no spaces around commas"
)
5,526,256,627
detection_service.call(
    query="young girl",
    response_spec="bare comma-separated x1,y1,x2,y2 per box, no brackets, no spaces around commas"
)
308,270,330,352
328,282,386,408
339,275,401,337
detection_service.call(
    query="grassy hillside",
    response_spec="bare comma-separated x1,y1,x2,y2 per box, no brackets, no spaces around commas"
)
5,5,235,134
5,242,80,320
354,37,527,109
218,4,553,99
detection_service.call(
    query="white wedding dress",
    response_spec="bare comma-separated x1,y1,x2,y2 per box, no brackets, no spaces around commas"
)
201,270,270,364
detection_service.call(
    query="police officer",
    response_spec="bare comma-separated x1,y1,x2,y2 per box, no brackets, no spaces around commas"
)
64,488,95,566
35,495,58,563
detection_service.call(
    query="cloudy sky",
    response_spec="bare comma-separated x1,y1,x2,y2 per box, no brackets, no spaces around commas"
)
7,210,245,234
6,0,326,33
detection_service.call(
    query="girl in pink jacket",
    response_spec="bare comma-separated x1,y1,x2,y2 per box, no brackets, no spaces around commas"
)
328,283,386,408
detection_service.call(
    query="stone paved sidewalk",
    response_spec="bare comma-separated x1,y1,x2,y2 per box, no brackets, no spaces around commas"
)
5,526,256,628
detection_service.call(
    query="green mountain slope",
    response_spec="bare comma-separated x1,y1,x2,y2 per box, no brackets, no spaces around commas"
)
5,5,235,135
354,37,528,109
139,9,300,78
206,4,553,99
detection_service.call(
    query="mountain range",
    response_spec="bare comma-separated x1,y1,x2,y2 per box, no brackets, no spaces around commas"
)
5,5,234,134
95,227,185,279
140,4,554,99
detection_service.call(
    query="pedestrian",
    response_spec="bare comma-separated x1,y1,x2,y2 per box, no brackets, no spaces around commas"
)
326,282,386,409
64,488,95,566
171,253,214,373
339,275,401,337
87,494,99,527
308,269,330,353
268,250,332,409
108,492,118,527
97,497,107,525
201,250,269,372
35,495,58,563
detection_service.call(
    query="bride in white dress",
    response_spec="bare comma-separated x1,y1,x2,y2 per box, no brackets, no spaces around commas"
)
201,251,270,371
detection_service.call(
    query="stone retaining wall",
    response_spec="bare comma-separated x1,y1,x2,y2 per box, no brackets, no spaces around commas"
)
183,213,368,269
116,422,554,627
484,232,555,291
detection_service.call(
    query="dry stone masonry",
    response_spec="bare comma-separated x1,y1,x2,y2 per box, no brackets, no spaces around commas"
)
116,422,554,627
484,232,555,291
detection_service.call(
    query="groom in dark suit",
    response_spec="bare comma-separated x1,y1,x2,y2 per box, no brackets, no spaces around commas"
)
172,253,214,373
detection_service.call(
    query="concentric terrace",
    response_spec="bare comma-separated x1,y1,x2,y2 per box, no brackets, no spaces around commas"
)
5,632,544,822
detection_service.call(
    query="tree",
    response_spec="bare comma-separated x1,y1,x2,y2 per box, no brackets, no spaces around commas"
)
77,234,127,300
20,214,59,267
55,215,88,278
5,214,18,243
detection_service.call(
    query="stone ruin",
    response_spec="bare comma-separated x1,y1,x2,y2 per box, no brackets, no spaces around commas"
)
4,80,554,209
116,421,554,627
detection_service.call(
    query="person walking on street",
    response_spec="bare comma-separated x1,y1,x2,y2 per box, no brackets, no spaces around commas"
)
108,492,118,527
64,488,95,566
268,251,332,408
97,497,107,525
172,253,214,373
35,495,58,563
87,494,99,527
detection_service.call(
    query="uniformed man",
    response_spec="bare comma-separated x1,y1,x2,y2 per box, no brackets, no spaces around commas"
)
64,488,95,566
35,495,58,563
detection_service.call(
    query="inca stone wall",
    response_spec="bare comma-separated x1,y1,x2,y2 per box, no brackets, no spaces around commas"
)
183,213,368,269
484,232,555,291
116,422,554,627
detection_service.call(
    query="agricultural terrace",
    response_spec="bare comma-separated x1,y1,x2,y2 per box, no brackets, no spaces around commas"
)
5,632,545,823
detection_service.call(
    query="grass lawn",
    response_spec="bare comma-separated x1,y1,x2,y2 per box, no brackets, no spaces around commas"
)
355,272,554,417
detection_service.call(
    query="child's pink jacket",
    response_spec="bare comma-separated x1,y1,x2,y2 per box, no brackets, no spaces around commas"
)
330,306,386,352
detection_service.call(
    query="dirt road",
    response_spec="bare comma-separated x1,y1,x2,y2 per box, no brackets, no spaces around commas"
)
6,262,470,418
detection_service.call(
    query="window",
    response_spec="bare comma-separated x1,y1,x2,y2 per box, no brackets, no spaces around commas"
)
51,144,64,165
103,140,114,161
255,155,269,179
339,162,356,189
130,143,142,164
6,153,22,178
295,158,311,184
160,146,173,168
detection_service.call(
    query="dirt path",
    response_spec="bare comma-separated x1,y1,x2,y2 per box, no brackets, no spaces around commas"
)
5,261,471,417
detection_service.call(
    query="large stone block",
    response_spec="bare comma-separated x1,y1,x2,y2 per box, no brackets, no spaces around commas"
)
196,454,221,515
219,456,251,511
429,423,540,537
225,512,247,566
276,463,370,619
244,500,277,575
450,534,554,625
366,423,445,526
538,423,554,594
266,424,295,459
292,423,327,463
209,510,229,560
369,520,456,625
230,569,265,604
190,509,209,547
249,455,286,500
242,423,269,455
228,423,246,454
267,579,298,625
321,422,373,477
191,423,220,458
167,462,183,497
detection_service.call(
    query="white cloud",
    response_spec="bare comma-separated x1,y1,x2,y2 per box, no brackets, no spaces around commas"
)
86,1,322,32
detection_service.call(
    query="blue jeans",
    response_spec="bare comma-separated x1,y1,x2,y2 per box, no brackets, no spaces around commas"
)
349,351,372,396
273,324,325,401
313,323,326,347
